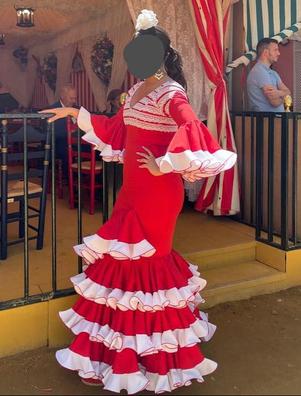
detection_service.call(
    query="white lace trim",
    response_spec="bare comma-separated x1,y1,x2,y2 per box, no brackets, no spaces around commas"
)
123,80,187,132
123,115,178,132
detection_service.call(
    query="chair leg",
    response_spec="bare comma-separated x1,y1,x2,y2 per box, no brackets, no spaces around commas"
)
19,200,25,238
0,203,7,260
37,193,47,250
57,160,63,199
89,175,95,215
69,170,75,209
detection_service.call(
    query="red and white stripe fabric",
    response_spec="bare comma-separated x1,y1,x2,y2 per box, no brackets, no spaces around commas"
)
71,70,98,112
189,0,240,215
31,77,49,109
31,69,135,111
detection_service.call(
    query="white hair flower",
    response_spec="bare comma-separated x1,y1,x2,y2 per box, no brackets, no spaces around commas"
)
135,9,158,31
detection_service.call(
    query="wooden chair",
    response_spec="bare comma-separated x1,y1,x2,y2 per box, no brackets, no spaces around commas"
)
67,117,102,215
0,121,51,260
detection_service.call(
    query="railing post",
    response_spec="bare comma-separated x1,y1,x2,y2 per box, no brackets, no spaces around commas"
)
255,113,264,241
0,120,8,260
267,114,274,243
291,114,298,245
51,122,57,292
77,126,83,274
281,113,289,250
23,117,29,299
250,115,255,225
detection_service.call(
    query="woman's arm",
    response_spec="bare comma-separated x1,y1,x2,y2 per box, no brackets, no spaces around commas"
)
39,107,79,123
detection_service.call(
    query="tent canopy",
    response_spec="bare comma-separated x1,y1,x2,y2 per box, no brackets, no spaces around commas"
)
226,0,301,73
0,0,118,50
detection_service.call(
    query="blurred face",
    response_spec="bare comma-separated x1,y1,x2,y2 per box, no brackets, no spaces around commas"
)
61,88,77,107
265,43,280,64
124,35,165,79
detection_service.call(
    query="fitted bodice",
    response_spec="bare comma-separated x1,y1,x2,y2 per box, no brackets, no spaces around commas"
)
123,78,187,133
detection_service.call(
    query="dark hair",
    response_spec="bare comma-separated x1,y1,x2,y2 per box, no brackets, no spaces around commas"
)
136,26,187,91
256,38,279,58
107,88,122,102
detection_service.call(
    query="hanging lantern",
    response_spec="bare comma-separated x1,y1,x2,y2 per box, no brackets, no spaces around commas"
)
15,7,34,28
0,34,5,46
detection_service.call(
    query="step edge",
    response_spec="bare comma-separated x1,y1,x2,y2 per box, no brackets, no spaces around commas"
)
183,241,256,258
204,272,286,292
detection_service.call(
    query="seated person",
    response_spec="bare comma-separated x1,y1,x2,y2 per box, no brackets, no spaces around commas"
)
49,84,77,178
247,38,290,112
104,88,123,114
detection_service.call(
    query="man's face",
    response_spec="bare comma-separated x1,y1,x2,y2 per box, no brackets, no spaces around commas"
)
62,89,77,107
266,43,280,64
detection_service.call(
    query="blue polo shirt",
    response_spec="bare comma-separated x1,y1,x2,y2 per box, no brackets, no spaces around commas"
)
247,62,284,112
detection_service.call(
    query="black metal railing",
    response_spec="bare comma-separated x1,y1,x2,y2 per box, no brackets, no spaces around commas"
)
231,111,301,251
0,113,122,310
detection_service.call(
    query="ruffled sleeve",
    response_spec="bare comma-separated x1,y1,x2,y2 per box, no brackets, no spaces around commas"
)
77,106,126,162
155,91,237,182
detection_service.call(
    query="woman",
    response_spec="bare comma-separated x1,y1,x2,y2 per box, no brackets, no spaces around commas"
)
41,10,236,394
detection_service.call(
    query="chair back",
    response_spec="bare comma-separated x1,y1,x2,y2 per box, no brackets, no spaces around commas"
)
1,120,51,198
67,117,96,173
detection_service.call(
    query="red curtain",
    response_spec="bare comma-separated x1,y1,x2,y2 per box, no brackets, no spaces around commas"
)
190,0,240,215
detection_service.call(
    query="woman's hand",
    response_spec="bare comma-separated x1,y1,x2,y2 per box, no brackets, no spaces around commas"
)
137,146,163,176
38,107,79,123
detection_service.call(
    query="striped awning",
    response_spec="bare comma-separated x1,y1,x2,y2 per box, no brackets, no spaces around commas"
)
226,0,301,73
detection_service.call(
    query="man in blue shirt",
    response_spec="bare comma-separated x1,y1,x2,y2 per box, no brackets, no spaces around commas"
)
247,38,290,112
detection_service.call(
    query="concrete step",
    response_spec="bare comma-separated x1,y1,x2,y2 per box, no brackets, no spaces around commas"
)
183,241,256,270
200,260,287,308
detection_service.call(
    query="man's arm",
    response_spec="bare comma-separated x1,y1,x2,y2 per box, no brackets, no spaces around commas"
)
278,81,291,98
262,82,290,108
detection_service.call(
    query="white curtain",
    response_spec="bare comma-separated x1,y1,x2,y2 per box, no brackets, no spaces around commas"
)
78,36,108,110
55,43,77,100
0,49,37,108
126,0,210,120
107,16,135,98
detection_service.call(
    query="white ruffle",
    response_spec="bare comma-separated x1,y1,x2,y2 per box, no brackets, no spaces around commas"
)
144,358,217,393
73,233,156,264
70,267,206,312
81,131,124,162
156,149,237,180
77,106,124,162
59,308,216,355
56,349,217,394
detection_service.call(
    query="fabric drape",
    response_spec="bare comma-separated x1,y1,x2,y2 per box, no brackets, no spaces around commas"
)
0,50,37,108
189,0,240,215
55,43,77,101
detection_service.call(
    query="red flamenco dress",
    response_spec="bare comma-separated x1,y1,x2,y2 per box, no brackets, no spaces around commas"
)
56,78,237,394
